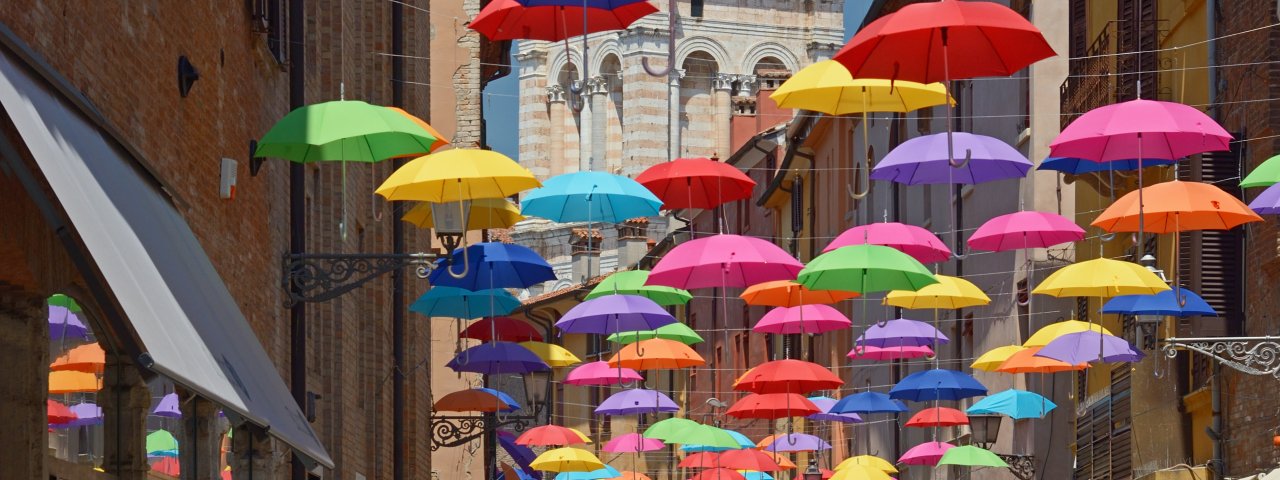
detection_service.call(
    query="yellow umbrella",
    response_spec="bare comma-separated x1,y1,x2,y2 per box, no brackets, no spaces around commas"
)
971,345,1026,372
1024,320,1115,348
519,341,582,368
883,275,990,310
402,198,524,230
829,465,894,480
834,456,897,474
530,447,605,473
49,370,101,394
375,149,540,202
770,61,951,115
1031,258,1170,298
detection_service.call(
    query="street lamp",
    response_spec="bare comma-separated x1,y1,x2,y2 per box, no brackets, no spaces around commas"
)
1136,254,1170,350
522,369,552,421
802,458,823,480
968,414,1003,449
430,200,472,253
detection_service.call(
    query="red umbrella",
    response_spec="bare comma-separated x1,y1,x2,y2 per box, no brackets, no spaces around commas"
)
680,452,722,469
469,0,657,42
725,393,821,420
688,468,746,480
732,359,843,395
516,425,591,446
461,317,544,343
151,457,180,477
718,449,782,472
904,407,969,428
636,158,757,210
47,399,76,425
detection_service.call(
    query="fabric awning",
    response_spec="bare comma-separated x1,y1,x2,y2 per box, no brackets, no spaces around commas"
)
0,44,332,468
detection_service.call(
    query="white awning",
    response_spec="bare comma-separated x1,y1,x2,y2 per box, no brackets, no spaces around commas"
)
0,45,332,468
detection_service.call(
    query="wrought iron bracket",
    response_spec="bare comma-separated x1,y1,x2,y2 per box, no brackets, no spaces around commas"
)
1162,337,1280,379
282,253,437,306
429,414,537,451
997,454,1036,480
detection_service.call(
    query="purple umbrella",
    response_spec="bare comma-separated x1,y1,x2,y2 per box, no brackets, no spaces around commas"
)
498,431,540,478
805,396,862,423
1035,331,1145,364
871,132,1032,185
52,403,103,428
595,388,680,415
555,295,677,335
856,318,949,348
48,305,89,341
1249,183,1280,214
603,433,666,453
446,342,550,374
760,433,832,453
152,393,182,418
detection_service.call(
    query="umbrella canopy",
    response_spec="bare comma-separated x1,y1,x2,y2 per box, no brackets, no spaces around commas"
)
806,396,863,423
1036,331,1145,364
689,469,747,480
1248,183,1280,214
753,304,852,335
898,441,956,467
462,317,545,343
556,295,677,334
1051,99,1232,162
500,436,540,474
48,370,101,394
1032,258,1171,298
254,100,440,163
761,452,797,470
615,472,653,480
446,342,550,374
607,338,706,370
848,345,934,361
967,389,1057,420
771,61,951,114
830,392,907,414
410,287,520,319
719,449,783,472
835,456,897,474
402,198,522,230
434,389,511,413
733,359,843,394
798,245,938,294
57,403,103,428
647,235,804,289
555,466,620,480
904,407,969,428
428,242,556,290
997,347,1088,374
476,388,524,411
151,458,181,476
681,429,757,452
586,270,692,305
758,433,832,453
153,393,182,418
1093,180,1261,233
517,426,591,447
1025,320,1114,347
641,417,699,442
832,470,885,480
520,342,583,368
48,399,76,425
856,318,949,348
725,393,821,420
50,342,105,373
1103,287,1217,317
1038,157,1173,175
971,345,1025,372
740,280,858,307
823,222,950,263
607,323,704,345
1242,154,1280,188
739,472,774,480
147,429,180,457
376,149,540,202
833,0,1054,83
530,447,606,473
469,0,657,42
385,106,449,153
968,211,1086,252
882,275,989,310
889,369,987,402
521,171,663,223
937,445,1008,468
871,132,1032,185
48,303,89,341
667,424,742,448
603,433,664,453
564,361,644,386
595,388,680,415
635,157,756,210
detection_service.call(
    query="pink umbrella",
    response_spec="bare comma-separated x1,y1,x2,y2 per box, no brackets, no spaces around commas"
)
753,304,852,335
823,223,950,264
646,234,803,289
603,433,665,453
967,211,1084,252
898,441,955,466
565,361,643,386
847,345,933,361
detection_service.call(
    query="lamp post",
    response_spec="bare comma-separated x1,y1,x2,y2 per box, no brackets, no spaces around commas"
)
430,200,473,253
966,414,1036,480
1136,254,1170,350
802,458,823,480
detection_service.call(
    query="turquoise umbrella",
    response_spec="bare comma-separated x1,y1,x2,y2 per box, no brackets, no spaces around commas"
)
966,389,1056,420
410,287,520,319
555,465,620,480
521,171,663,224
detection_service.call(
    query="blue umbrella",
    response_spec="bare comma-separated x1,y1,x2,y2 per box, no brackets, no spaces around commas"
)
411,287,520,319
966,389,1057,420
1102,286,1217,317
428,242,555,290
446,342,550,374
1038,157,1174,175
555,466,621,480
740,472,775,480
829,392,907,414
806,396,862,423
680,429,756,452
521,171,663,224
889,369,987,402
474,387,522,412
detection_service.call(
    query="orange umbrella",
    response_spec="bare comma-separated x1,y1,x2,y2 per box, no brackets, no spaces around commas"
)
996,346,1088,374
51,343,105,373
740,280,858,307
607,338,705,370
1093,180,1262,233
49,370,101,394
762,452,796,470
433,389,508,413
386,107,450,154
615,471,653,480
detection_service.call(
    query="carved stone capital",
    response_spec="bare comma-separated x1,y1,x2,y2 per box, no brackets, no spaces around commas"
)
713,72,736,92
735,74,758,97
669,68,686,87
587,75,611,95
547,84,566,103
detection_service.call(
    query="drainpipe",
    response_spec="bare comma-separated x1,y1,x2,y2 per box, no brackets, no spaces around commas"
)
288,0,307,479
1206,2,1227,475
391,1,407,479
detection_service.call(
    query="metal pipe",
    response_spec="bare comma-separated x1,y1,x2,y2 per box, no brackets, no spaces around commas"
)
288,0,307,478
391,0,407,478
1211,363,1225,475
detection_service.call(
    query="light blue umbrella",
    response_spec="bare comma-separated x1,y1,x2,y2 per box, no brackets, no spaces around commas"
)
521,171,663,224
555,466,620,480
739,472,775,480
474,388,522,412
680,429,755,452
966,389,1057,420
410,286,520,319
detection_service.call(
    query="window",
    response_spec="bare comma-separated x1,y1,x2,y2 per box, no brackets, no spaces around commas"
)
249,0,286,64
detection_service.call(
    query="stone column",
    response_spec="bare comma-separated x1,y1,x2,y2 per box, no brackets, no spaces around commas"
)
179,391,226,480
102,345,151,480
547,85,567,177
588,75,610,171
713,73,736,159
0,293,47,479
667,69,685,160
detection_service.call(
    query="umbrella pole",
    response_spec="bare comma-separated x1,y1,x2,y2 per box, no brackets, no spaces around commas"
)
1137,133,1146,258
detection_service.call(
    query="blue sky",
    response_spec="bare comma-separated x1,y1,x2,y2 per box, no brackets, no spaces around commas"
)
483,1,872,160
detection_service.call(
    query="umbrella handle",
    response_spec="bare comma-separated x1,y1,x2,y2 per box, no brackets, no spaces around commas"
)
447,199,472,279
846,151,871,200
642,0,678,77
948,148,972,169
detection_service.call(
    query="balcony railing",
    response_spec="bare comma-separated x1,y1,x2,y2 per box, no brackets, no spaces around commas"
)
1060,24,1114,129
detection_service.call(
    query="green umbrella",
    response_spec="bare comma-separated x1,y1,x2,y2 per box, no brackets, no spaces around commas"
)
47,293,82,313
796,245,938,294
607,323,703,345
671,425,742,448
937,445,1008,468
146,429,179,455
585,271,692,306
1241,154,1280,188
642,417,699,442
254,100,439,163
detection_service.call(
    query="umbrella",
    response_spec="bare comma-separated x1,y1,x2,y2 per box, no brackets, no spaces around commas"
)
1025,320,1114,347
937,445,1008,468
718,449,782,472
967,389,1057,419
971,345,1026,372
725,393,821,420
647,234,804,289
740,280,858,307
828,468,891,480
689,469,747,480
555,466,620,480
433,389,512,413
870,132,1032,185
798,245,937,294
1103,287,1217,317
607,323,704,345
555,295,677,334
1093,180,1261,233
898,441,955,466
615,472,653,480
531,448,606,473
470,0,657,42
663,424,741,448
50,342,106,373
848,345,933,361
595,388,680,415
56,402,103,428
48,399,76,425
733,359,843,394
151,458,181,476
968,211,1086,252
855,318,949,348
461,317,545,343
681,429,757,452
834,456,896,474
586,270,692,305
1051,99,1231,162
427,242,556,290
385,106,449,153
823,222,950,263
500,435,540,473
806,396,862,423
1036,331,1145,364
517,425,591,447
446,342,550,374
520,341,583,368
1038,157,1173,175
904,407,968,428
1249,183,1280,214
882,275,989,310
410,287,520,319
641,417,699,442
762,452,797,470
48,304,89,341
1242,154,1280,188
254,100,440,163
474,388,523,412
403,198,523,230
603,433,664,453
607,338,705,370
376,149,540,202
771,61,951,115
997,347,1087,374
564,361,644,386
830,392,907,414
1032,258,1170,298
521,171,663,224
889,369,986,402
500,463,539,480
153,392,182,418
635,157,756,210
739,472,774,480
147,429,180,457
758,433,832,453
753,304,852,335
49,370,101,394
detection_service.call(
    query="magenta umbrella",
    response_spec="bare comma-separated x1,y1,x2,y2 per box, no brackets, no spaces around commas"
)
899,441,955,466
967,211,1084,252
603,433,665,453
848,345,934,361
646,234,803,289
565,361,643,386
823,222,950,263
753,304,851,335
